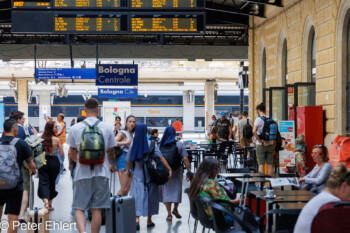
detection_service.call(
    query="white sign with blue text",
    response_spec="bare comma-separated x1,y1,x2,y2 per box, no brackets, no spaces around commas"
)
96,64,138,86
98,88,138,98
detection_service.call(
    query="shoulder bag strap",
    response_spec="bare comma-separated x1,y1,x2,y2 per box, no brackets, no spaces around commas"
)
311,164,324,178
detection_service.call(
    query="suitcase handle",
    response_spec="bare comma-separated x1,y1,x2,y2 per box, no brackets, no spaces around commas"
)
109,172,116,195
29,173,34,210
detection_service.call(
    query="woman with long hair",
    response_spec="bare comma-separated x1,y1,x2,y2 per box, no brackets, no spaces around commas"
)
209,126,226,144
115,115,136,195
189,157,240,224
126,124,172,230
38,121,64,211
159,126,191,221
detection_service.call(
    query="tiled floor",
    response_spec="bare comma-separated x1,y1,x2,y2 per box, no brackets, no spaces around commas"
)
1,144,199,233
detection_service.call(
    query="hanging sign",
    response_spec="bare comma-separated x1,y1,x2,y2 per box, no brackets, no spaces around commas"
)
36,68,96,79
98,88,138,98
96,64,138,86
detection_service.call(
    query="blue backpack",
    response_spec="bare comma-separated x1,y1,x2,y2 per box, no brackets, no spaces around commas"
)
259,116,278,141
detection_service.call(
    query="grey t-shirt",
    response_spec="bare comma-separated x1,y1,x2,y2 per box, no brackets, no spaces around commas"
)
237,117,251,137
66,117,117,181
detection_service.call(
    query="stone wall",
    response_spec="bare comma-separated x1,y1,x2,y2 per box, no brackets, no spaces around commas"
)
249,0,344,147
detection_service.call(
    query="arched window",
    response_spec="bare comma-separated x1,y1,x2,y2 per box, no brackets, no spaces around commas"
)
282,39,288,85
311,30,316,82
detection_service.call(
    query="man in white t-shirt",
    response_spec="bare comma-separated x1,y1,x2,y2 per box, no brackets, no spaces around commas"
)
253,103,274,178
67,98,117,233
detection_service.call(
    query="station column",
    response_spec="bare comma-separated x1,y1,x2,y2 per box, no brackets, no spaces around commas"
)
182,90,195,132
205,80,215,133
38,90,51,132
17,80,28,124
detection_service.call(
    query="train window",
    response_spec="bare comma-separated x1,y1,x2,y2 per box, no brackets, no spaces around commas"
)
28,106,39,117
195,96,204,105
195,117,205,127
146,117,182,127
136,117,144,124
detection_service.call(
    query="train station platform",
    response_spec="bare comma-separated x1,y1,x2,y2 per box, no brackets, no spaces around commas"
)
1,144,195,233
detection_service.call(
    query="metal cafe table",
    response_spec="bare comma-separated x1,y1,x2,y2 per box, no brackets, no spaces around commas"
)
249,190,315,232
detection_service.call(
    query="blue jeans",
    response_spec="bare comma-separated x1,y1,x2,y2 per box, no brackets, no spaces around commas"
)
116,151,134,172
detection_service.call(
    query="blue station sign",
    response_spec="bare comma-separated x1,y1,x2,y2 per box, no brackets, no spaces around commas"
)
96,64,138,86
98,88,138,98
36,68,96,79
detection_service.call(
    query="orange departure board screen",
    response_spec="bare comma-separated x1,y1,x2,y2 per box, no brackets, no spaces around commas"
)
131,14,204,33
131,0,200,9
54,14,127,33
54,0,127,8
12,0,51,8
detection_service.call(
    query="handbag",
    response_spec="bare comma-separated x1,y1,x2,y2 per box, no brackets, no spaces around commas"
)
114,147,124,160
299,164,324,191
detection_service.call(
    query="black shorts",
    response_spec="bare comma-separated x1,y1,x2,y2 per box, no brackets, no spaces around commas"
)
0,185,23,215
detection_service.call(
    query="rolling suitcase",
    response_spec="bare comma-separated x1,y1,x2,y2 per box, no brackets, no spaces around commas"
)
27,175,50,233
105,173,136,233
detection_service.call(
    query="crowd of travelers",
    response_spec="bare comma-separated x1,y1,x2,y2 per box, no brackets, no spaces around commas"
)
0,98,349,233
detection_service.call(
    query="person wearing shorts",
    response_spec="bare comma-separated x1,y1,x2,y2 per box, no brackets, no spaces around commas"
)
253,103,274,178
67,98,117,233
0,119,36,233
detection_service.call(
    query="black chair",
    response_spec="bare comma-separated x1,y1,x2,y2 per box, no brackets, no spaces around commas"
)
259,209,301,233
208,200,247,233
184,188,199,233
194,196,214,233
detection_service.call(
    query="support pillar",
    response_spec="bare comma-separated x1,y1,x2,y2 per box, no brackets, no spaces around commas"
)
38,90,51,132
240,88,244,114
182,90,195,132
205,80,215,133
17,80,28,125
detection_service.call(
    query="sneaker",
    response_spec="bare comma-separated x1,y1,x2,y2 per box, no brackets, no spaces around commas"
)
303,166,309,172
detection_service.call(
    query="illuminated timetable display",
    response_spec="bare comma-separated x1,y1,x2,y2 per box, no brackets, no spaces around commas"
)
54,13,127,33
131,0,203,9
131,13,204,33
54,0,127,9
12,0,51,8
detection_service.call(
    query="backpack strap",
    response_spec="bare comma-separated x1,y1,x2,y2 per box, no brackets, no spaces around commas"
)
81,120,101,128
9,138,20,158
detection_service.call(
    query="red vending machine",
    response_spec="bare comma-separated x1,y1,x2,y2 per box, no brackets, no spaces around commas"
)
297,106,324,170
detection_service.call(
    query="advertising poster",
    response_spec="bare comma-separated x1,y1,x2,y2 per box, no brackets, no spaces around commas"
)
278,121,296,175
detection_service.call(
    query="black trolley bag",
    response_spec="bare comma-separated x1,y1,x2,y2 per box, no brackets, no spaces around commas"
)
27,175,50,233
105,172,136,233
233,174,260,233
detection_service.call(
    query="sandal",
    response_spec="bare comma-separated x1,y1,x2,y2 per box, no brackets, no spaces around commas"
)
166,215,172,221
45,203,54,211
172,209,182,219
147,222,155,228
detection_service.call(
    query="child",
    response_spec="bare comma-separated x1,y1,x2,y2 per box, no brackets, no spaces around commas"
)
294,134,309,174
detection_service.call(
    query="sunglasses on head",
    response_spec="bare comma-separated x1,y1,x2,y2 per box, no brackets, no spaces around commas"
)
342,171,350,183
315,144,324,147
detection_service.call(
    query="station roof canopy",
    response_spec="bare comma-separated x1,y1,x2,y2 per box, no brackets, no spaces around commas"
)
0,0,284,46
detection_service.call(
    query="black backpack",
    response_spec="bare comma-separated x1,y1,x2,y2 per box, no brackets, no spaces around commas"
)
259,116,278,141
144,141,169,185
160,142,182,170
243,119,253,139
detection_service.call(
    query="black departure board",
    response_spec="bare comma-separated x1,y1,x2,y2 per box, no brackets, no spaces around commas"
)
131,14,203,33
12,0,51,8
54,0,128,9
54,13,128,33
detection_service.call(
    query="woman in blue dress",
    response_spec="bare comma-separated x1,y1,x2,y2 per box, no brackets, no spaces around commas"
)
127,123,172,230
159,126,192,221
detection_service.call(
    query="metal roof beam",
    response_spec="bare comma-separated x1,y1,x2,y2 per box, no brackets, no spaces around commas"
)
206,1,265,18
